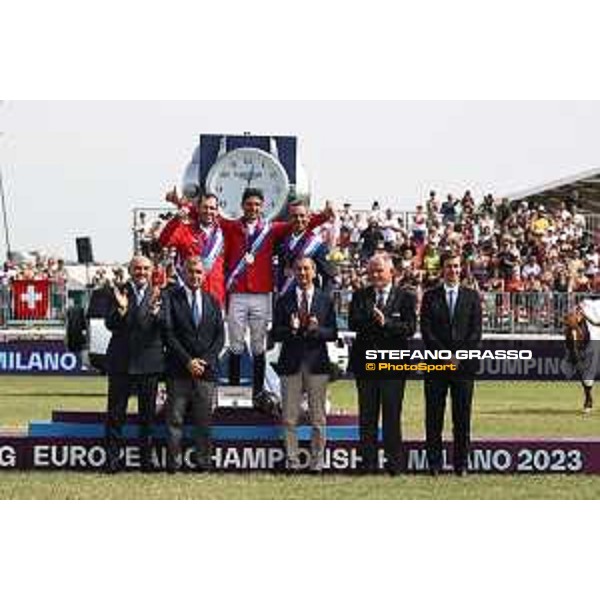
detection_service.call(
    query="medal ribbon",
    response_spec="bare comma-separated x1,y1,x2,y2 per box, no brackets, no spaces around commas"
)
226,221,272,291
279,232,324,295
200,225,224,272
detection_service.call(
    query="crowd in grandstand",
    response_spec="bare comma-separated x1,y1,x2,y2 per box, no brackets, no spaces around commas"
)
133,190,597,306
0,253,68,285
325,192,598,297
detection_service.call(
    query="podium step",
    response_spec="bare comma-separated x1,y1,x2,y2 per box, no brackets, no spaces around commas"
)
28,421,361,441
50,409,358,426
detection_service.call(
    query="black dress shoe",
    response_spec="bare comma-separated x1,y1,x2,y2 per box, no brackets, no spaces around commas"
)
193,456,213,473
104,460,122,474
140,447,154,473
357,465,378,476
194,464,213,474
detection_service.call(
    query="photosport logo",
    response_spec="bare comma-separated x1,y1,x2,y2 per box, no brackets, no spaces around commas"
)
356,339,600,381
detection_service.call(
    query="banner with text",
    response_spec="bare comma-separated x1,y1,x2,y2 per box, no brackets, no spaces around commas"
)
0,341,87,375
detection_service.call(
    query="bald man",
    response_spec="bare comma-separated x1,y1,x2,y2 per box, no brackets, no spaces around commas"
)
104,255,165,473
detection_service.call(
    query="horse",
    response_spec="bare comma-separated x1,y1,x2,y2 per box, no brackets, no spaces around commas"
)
564,306,594,413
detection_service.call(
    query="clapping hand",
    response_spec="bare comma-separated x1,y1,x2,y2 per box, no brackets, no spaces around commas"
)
373,307,385,326
188,358,206,378
149,286,162,316
307,315,319,332
290,313,300,332
113,286,129,313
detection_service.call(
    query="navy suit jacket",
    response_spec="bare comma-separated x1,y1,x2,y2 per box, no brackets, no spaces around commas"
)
272,288,338,375
162,286,224,380
105,283,165,376
420,284,482,375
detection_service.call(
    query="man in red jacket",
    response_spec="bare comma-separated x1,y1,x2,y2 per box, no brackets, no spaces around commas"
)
220,188,332,407
157,193,226,306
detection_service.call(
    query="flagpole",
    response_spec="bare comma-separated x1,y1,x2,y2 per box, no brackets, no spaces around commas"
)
0,101,12,260
0,165,11,260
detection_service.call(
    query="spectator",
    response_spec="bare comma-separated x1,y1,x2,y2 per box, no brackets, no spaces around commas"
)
440,194,458,224
360,218,384,262
496,197,512,224
412,205,427,245
422,243,441,278
381,209,399,251
522,255,541,279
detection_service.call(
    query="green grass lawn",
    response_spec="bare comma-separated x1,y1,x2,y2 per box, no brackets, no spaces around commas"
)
1,377,599,499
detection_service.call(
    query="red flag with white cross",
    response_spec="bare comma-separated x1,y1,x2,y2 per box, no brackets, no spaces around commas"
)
11,279,50,320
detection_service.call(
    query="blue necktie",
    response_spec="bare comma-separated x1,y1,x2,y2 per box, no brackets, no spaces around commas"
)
191,292,201,327
447,289,456,319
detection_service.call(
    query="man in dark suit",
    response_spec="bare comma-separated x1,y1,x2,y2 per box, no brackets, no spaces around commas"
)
273,257,338,473
104,255,164,473
349,254,417,475
420,251,482,476
162,257,224,473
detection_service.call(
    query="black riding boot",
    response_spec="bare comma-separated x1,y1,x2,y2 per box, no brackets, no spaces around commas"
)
252,354,266,398
584,384,593,411
229,353,241,386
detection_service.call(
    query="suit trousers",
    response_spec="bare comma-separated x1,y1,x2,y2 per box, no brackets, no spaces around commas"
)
105,373,159,467
166,377,215,468
424,379,474,472
356,379,406,472
281,365,328,469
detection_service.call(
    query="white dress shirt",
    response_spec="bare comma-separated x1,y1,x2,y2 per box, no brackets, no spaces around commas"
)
374,283,392,308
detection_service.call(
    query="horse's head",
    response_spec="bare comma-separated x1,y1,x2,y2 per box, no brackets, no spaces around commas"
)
565,308,589,361
564,310,584,335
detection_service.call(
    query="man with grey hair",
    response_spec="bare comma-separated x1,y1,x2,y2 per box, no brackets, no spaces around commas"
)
162,257,224,473
349,253,417,475
104,255,164,473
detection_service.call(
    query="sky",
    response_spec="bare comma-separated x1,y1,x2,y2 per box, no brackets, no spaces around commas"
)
2,100,600,263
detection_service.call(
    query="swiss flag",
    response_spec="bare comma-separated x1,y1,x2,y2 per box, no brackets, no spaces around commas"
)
12,279,50,320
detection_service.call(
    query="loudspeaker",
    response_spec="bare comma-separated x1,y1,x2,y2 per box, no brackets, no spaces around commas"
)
76,237,94,264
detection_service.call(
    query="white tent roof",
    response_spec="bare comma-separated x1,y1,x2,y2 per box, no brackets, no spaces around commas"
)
507,167,600,211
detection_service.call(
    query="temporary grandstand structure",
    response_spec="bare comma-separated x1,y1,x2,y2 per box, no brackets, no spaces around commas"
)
507,166,600,213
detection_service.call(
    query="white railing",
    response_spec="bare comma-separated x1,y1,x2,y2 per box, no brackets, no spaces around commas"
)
332,290,593,335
